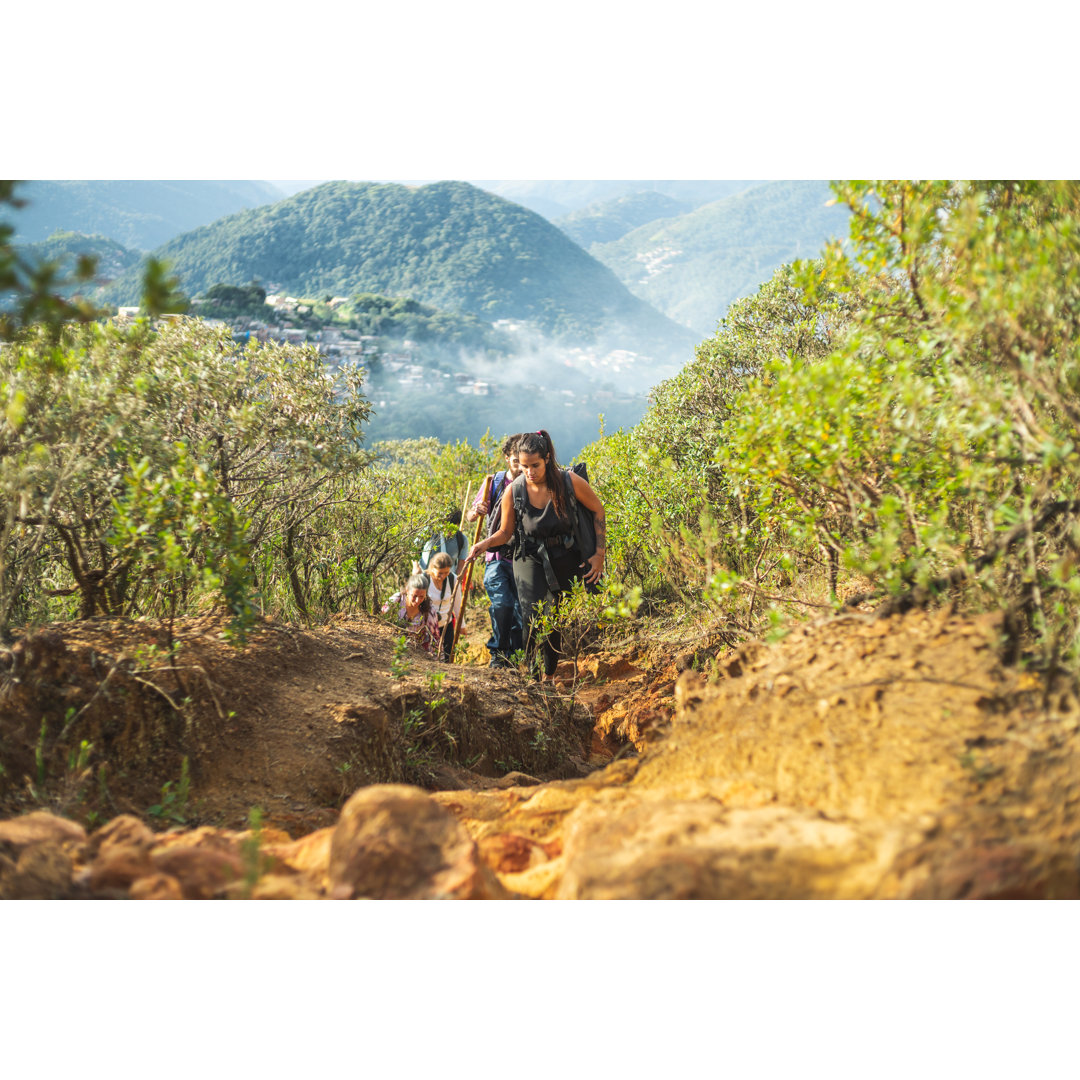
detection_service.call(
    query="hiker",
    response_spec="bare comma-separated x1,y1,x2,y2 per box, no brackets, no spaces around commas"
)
465,433,524,668
465,429,606,680
381,572,440,656
426,552,463,661
419,507,469,576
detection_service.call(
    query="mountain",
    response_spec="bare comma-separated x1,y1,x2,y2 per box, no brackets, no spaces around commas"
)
555,191,693,248
588,180,850,336
476,181,763,218
2,181,284,250
15,231,143,289
104,181,695,363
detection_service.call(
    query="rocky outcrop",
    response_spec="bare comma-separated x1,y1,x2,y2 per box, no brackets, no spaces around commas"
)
328,785,508,899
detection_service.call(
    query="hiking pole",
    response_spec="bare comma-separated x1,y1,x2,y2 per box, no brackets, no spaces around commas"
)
449,473,492,664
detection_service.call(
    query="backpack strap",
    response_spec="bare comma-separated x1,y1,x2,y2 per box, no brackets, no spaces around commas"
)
511,473,528,556
563,470,584,558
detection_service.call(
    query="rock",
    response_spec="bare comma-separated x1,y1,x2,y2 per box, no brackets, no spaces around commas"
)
0,811,86,851
263,827,334,883
554,799,884,900
90,814,155,857
329,784,510,899
496,771,542,788
4,842,75,899
477,832,560,874
130,873,184,900
89,846,157,896
151,846,246,899
898,844,1080,900
248,873,323,900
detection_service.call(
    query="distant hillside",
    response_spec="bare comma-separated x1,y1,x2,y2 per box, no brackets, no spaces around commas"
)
589,180,850,336
17,231,142,288
478,181,763,219
2,181,284,250
556,191,693,248
104,181,695,362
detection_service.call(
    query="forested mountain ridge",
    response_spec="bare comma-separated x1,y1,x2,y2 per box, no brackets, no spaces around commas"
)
477,180,763,219
1,181,284,250
555,191,693,248
103,181,694,358
590,180,850,335
14,231,142,287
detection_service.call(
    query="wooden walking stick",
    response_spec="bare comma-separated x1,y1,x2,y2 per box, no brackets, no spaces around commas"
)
449,473,492,664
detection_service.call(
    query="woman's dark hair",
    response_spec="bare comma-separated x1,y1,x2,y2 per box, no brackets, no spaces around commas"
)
444,507,462,526
516,429,569,524
405,572,432,614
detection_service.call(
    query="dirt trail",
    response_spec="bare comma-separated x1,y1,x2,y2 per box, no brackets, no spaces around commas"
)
0,611,608,832
3,604,1079,899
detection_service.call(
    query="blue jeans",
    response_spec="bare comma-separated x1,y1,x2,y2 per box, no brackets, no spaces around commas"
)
484,558,523,663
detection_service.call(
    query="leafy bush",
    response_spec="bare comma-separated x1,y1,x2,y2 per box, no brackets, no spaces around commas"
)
724,181,1080,662
0,317,372,636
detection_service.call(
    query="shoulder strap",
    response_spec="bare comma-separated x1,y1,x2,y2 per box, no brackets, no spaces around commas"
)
511,473,528,552
564,470,583,554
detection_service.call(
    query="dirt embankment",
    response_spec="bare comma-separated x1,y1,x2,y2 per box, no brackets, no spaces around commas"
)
3,605,1079,899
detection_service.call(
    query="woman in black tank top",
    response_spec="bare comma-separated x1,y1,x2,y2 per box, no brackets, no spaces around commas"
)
464,430,607,679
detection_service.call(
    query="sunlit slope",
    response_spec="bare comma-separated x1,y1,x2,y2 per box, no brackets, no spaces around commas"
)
590,180,849,335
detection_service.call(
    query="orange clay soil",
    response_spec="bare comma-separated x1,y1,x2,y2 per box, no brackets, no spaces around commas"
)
2,604,1079,898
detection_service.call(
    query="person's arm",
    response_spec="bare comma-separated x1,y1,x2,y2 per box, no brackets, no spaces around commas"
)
465,487,490,523
467,486,515,561
570,471,606,584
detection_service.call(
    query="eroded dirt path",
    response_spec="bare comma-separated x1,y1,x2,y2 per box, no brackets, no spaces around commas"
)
3,606,1079,898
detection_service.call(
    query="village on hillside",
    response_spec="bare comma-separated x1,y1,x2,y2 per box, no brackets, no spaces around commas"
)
115,295,652,420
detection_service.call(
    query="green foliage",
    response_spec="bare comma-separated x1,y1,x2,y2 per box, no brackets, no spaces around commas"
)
15,231,141,291
200,281,266,316
139,257,189,317
581,262,854,600
0,317,372,635
147,756,191,823
0,182,105,340
720,181,1080,663
109,446,254,639
585,181,1080,669
391,636,411,679
241,805,269,895
343,292,510,352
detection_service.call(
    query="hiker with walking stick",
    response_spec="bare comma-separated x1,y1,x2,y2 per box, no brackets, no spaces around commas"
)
426,552,463,662
464,433,524,668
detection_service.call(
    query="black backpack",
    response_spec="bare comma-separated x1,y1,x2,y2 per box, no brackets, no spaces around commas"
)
510,462,601,594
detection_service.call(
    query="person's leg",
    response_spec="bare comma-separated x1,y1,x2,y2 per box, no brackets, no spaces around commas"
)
508,571,524,655
542,549,585,678
483,560,516,665
439,617,455,661
513,555,551,679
